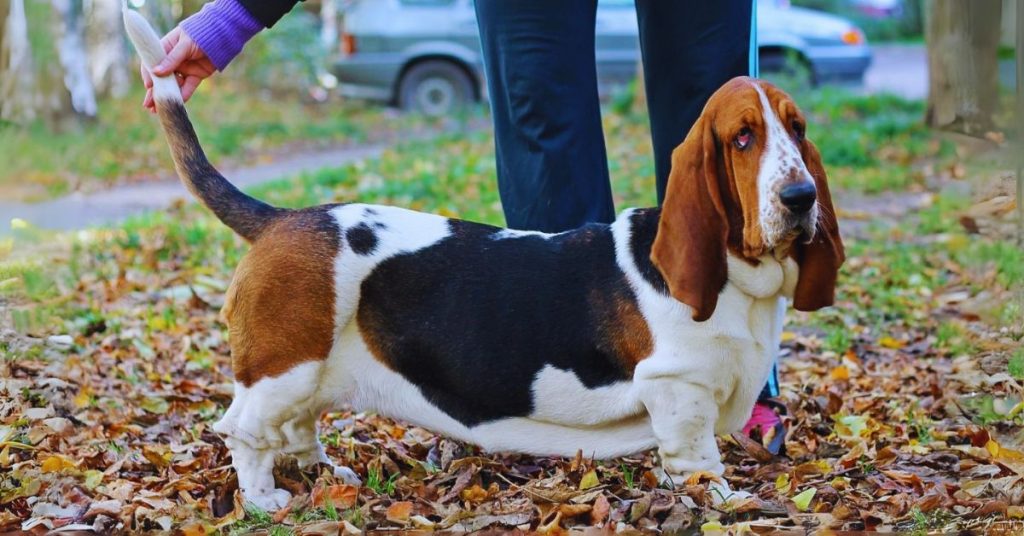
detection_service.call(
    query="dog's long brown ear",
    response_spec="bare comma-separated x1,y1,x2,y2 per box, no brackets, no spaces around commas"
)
792,139,845,311
651,117,729,322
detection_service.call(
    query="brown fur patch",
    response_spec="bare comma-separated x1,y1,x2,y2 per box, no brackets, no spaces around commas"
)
591,288,654,373
354,297,394,371
222,207,341,386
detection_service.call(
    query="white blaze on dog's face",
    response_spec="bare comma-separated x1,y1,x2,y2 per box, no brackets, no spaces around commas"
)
751,80,819,251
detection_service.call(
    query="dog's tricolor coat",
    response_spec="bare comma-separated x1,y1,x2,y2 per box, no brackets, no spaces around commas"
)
124,8,843,510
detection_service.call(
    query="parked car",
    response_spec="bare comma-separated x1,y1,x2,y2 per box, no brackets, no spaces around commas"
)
332,0,872,116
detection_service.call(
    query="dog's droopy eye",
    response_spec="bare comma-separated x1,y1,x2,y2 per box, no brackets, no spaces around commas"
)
734,128,753,150
792,120,805,142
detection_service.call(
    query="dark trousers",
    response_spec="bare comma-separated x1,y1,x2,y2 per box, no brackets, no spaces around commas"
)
474,0,753,232
475,0,779,400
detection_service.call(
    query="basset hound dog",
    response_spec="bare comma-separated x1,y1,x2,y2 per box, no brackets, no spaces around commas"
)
125,9,843,510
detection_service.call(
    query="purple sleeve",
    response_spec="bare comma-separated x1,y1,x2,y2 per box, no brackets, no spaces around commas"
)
180,0,264,71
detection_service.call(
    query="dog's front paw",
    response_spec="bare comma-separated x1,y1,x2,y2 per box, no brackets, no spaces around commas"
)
245,488,292,512
658,470,754,508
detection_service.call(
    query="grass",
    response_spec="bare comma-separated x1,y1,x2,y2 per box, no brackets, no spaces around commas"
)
0,87,406,202
935,321,977,357
907,506,955,535
228,505,276,536
797,88,952,194
365,466,398,496
620,463,636,489
1009,350,1024,380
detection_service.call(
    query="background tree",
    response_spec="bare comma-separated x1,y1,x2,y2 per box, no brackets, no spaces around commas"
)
924,0,1001,136
87,0,131,99
0,0,38,123
53,0,97,118
1,0,100,124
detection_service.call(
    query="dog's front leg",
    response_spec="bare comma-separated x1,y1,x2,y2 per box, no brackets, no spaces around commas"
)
636,369,753,505
636,375,724,479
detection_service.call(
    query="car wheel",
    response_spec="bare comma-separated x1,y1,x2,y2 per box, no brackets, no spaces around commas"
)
398,60,475,116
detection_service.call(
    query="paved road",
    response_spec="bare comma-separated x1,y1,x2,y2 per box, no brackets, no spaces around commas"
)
863,44,928,100
0,45,935,235
0,145,384,236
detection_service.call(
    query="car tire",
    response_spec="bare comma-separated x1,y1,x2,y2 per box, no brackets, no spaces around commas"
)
398,60,475,117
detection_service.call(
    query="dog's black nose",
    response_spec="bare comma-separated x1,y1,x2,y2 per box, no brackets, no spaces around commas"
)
779,182,817,214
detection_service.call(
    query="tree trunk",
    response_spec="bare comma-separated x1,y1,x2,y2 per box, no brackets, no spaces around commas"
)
321,0,338,50
0,0,38,123
87,0,130,98
52,0,97,118
924,0,1001,136
0,0,7,57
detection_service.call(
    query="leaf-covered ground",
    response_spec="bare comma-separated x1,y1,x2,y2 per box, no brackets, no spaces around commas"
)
1,89,1022,534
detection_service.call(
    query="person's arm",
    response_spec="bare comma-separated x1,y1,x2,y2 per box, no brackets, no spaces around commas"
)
141,0,302,112
236,0,304,29
177,0,264,72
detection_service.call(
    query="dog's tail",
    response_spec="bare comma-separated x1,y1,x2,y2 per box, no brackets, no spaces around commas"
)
122,5,283,242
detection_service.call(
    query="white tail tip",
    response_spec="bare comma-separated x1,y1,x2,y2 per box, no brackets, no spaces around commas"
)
122,5,182,103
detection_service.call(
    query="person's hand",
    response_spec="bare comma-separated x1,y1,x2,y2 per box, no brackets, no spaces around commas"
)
141,26,215,113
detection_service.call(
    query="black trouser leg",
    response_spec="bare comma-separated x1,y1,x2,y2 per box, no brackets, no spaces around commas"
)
635,0,753,203
474,0,615,233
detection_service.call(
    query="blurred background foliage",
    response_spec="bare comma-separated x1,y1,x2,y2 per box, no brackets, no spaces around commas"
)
792,0,924,41
224,5,326,95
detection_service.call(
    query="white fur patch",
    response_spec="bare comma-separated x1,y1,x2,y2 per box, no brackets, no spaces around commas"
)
751,81,819,248
329,204,451,326
529,365,645,427
122,7,182,104
491,228,555,240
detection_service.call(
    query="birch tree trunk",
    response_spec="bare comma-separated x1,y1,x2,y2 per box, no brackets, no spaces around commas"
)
924,0,1001,136
52,0,97,117
321,0,338,50
0,0,38,123
87,0,130,98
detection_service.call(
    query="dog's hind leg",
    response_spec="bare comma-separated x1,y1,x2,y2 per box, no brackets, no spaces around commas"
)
223,436,291,511
212,213,356,507
281,413,361,485
214,361,337,509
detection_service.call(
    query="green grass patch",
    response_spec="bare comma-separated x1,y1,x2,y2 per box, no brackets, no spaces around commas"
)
0,91,387,201
1009,350,1024,380
935,321,976,357
365,466,398,496
228,505,294,536
618,84,947,195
